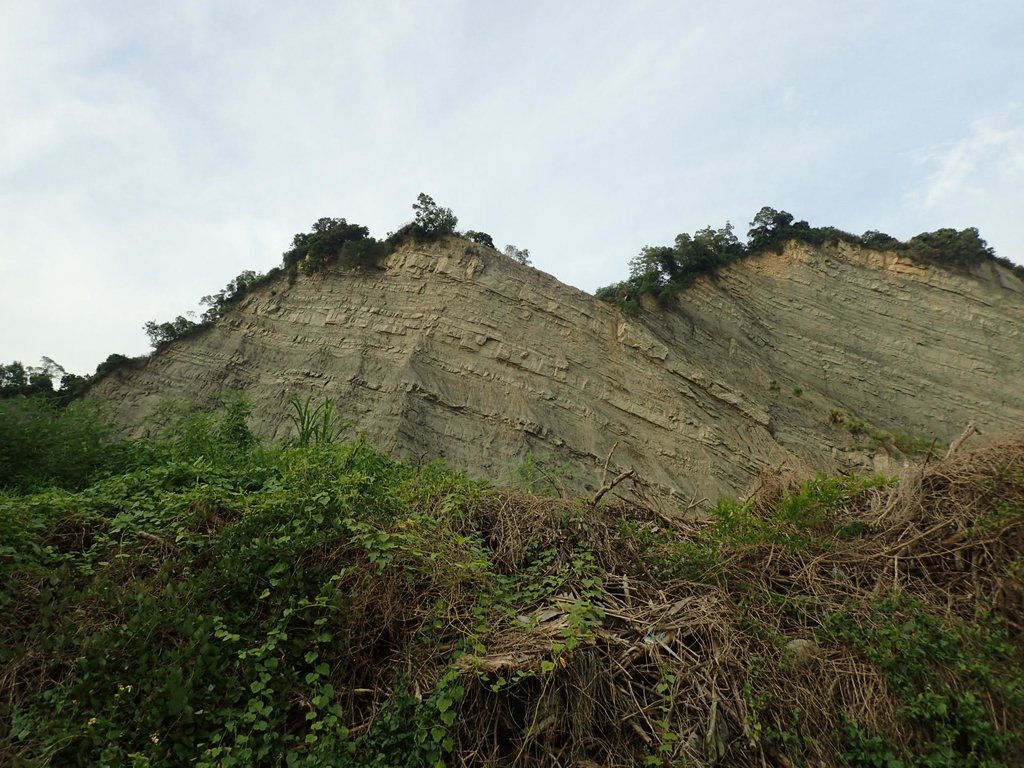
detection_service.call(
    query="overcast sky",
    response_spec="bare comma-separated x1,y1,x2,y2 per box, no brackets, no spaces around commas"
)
3,1,1023,375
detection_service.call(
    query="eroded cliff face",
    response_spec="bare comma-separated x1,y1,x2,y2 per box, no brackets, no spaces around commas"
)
89,238,1024,502
661,243,1023,452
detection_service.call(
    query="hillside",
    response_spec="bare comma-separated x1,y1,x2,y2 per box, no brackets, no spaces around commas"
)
7,221,1024,765
88,236,1024,503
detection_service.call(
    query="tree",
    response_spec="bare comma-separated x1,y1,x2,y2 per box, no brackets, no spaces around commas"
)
0,358,67,399
606,221,748,310
95,353,133,378
0,357,89,404
282,218,372,274
412,193,458,237
56,372,89,404
464,231,495,249
906,227,995,269
144,316,198,349
1,361,49,398
861,230,902,250
681,222,745,273
201,270,264,322
503,244,531,266
628,246,675,286
747,207,796,252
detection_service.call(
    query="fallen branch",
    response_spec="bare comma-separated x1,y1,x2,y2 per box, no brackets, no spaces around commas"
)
591,469,636,506
600,442,619,484
945,419,978,458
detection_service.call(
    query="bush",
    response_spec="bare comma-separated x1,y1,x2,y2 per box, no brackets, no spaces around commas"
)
905,227,996,270
201,270,266,323
3,408,1024,766
94,353,136,378
0,396,123,492
144,315,199,349
860,230,903,250
503,244,531,265
463,230,495,249
597,207,1012,312
597,222,745,310
282,217,377,275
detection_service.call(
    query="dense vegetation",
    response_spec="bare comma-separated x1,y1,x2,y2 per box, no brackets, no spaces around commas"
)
596,206,1023,313
2,394,1023,767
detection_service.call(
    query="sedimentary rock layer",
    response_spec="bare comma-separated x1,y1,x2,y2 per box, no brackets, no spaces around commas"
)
90,238,1024,502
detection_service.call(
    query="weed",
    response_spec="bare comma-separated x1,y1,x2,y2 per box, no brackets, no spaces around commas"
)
507,452,575,497
288,394,344,446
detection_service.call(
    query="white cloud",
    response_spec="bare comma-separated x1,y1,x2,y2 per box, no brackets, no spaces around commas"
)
911,111,1024,209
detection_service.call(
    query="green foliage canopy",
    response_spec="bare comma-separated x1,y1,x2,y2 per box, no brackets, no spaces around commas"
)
463,230,495,249
1,358,91,405
0,360,57,399
0,395,121,491
503,244,531,265
144,315,199,349
597,206,1019,312
411,192,458,237
905,227,996,269
283,217,377,275
201,270,265,323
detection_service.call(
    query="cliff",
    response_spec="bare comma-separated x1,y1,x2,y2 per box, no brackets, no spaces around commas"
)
88,237,1024,502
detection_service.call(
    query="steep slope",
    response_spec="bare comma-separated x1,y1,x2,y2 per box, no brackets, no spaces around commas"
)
655,242,1024,450
89,238,1024,502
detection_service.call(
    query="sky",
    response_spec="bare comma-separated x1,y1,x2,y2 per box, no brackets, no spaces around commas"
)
2,1,1023,376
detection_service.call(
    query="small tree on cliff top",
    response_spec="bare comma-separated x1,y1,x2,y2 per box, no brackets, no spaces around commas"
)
412,193,458,237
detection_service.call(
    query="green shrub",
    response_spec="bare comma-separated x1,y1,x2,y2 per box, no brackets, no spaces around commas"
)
463,230,495,249
596,209,1010,311
905,227,995,270
0,396,123,492
283,217,378,275
143,315,199,349
828,595,1024,767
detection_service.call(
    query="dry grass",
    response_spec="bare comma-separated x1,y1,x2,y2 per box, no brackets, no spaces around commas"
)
395,429,1024,767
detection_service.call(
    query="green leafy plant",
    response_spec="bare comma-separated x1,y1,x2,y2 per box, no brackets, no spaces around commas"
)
508,453,575,497
287,395,343,447
0,395,123,492
828,594,1024,767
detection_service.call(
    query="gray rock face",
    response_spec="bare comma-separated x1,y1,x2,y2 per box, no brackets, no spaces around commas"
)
89,238,1024,502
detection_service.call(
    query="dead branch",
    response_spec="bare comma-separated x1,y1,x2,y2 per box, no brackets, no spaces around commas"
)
591,469,636,506
601,441,619,484
945,419,978,458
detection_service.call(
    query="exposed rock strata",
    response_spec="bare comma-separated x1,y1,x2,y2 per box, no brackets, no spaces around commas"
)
90,239,1024,503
